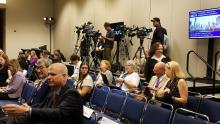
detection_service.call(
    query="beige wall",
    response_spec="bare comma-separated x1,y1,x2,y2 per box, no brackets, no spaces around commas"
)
5,0,53,58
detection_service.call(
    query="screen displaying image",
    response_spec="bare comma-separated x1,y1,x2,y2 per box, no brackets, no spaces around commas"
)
189,8,220,39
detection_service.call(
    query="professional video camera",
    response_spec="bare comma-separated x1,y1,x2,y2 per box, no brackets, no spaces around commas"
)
110,22,128,41
127,26,152,39
75,21,94,36
136,27,152,39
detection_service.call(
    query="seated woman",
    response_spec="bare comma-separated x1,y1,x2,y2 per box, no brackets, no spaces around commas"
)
156,61,188,109
94,60,113,86
30,50,38,65
115,60,140,92
0,59,26,100
0,54,9,87
144,42,171,82
74,62,93,102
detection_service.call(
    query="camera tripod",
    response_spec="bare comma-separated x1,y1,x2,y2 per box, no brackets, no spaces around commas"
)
133,36,148,60
90,37,103,69
112,38,130,65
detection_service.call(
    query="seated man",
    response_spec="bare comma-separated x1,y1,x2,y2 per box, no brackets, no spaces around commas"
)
145,62,170,99
27,59,51,107
2,63,83,124
115,60,140,92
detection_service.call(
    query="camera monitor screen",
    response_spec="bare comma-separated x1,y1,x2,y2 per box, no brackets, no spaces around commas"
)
189,7,220,39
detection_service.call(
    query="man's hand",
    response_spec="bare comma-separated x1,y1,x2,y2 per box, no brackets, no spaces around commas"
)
147,86,157,91
2,104,31,117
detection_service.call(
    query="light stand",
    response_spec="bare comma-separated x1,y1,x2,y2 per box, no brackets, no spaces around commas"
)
43,17,55,52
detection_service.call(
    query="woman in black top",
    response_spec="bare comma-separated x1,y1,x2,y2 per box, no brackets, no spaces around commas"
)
156,61,188,109
0,54,9,87
144,42,170,82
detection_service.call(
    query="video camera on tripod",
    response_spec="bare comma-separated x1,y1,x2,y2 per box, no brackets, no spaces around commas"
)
127,26,152,39
110,22,128,41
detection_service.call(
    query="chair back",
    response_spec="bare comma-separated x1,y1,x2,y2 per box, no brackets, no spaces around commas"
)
199,95,220,123
90,85,110,111
104,89,127,118
20,81,37,103
172,108,209,124
121,95,146,123
185,91,202,112
142,100,173,124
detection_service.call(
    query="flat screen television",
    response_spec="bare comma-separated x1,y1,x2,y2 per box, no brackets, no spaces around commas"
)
189,7,220,39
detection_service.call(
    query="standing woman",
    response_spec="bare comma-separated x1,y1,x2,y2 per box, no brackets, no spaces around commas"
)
0,54,9,87
75,62,93,102
144,42,171,82
156,61,188,109
0,59,26,100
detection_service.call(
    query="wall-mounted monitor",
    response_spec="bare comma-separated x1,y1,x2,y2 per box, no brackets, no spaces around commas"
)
189,7,220,39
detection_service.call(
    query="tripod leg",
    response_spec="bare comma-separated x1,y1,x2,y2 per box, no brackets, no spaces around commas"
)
140,46,147,60
124,41,130,60
133,47,141,60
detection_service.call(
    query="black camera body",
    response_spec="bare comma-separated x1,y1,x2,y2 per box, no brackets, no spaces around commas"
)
110,22,127,41
136,27,152,38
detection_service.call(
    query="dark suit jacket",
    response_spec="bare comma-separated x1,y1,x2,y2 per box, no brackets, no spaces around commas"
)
27,80,50,108
7,82,83,124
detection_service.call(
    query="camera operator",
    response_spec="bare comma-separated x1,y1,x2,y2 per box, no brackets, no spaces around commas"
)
101,22,115,61
151,17,167,47
91,36,104,63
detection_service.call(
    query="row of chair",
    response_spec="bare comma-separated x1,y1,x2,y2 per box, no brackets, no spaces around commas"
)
84,85,213,124
185,91,220,123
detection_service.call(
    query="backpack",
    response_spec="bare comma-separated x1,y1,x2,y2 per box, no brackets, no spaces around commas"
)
163,34,169,50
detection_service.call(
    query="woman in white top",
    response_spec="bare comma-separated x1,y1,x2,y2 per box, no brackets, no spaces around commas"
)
115,60,140,92
95,60,113,86
75,62,93,101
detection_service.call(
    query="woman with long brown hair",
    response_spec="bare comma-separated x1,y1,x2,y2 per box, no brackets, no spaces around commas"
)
0,59,26,100
74,62,93,102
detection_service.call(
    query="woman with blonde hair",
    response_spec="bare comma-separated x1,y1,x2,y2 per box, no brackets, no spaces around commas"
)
95,60,113,86
30,50,38,65
156,61,188,108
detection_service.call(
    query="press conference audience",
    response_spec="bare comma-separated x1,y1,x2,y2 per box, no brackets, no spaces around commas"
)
146,62,170,99
95,60,113,86
74,62,93,102
156,61,188,109
70,54,82,81
0,54,9,87
115,60,140,92
41,50,52,66
28,59,51,107
30,50,38,65
53,49,66,62
17,54,28,71
2,63,83,124
144,42,171,82
0,59,25,100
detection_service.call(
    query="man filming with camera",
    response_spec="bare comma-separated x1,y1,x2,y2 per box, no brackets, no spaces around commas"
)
151,17,167,47
101,22,115,61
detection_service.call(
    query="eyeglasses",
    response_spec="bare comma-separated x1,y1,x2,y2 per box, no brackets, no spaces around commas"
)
36,66,45,70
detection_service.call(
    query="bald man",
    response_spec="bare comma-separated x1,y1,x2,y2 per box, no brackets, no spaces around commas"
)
2,63,83,124
146,62,170,98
